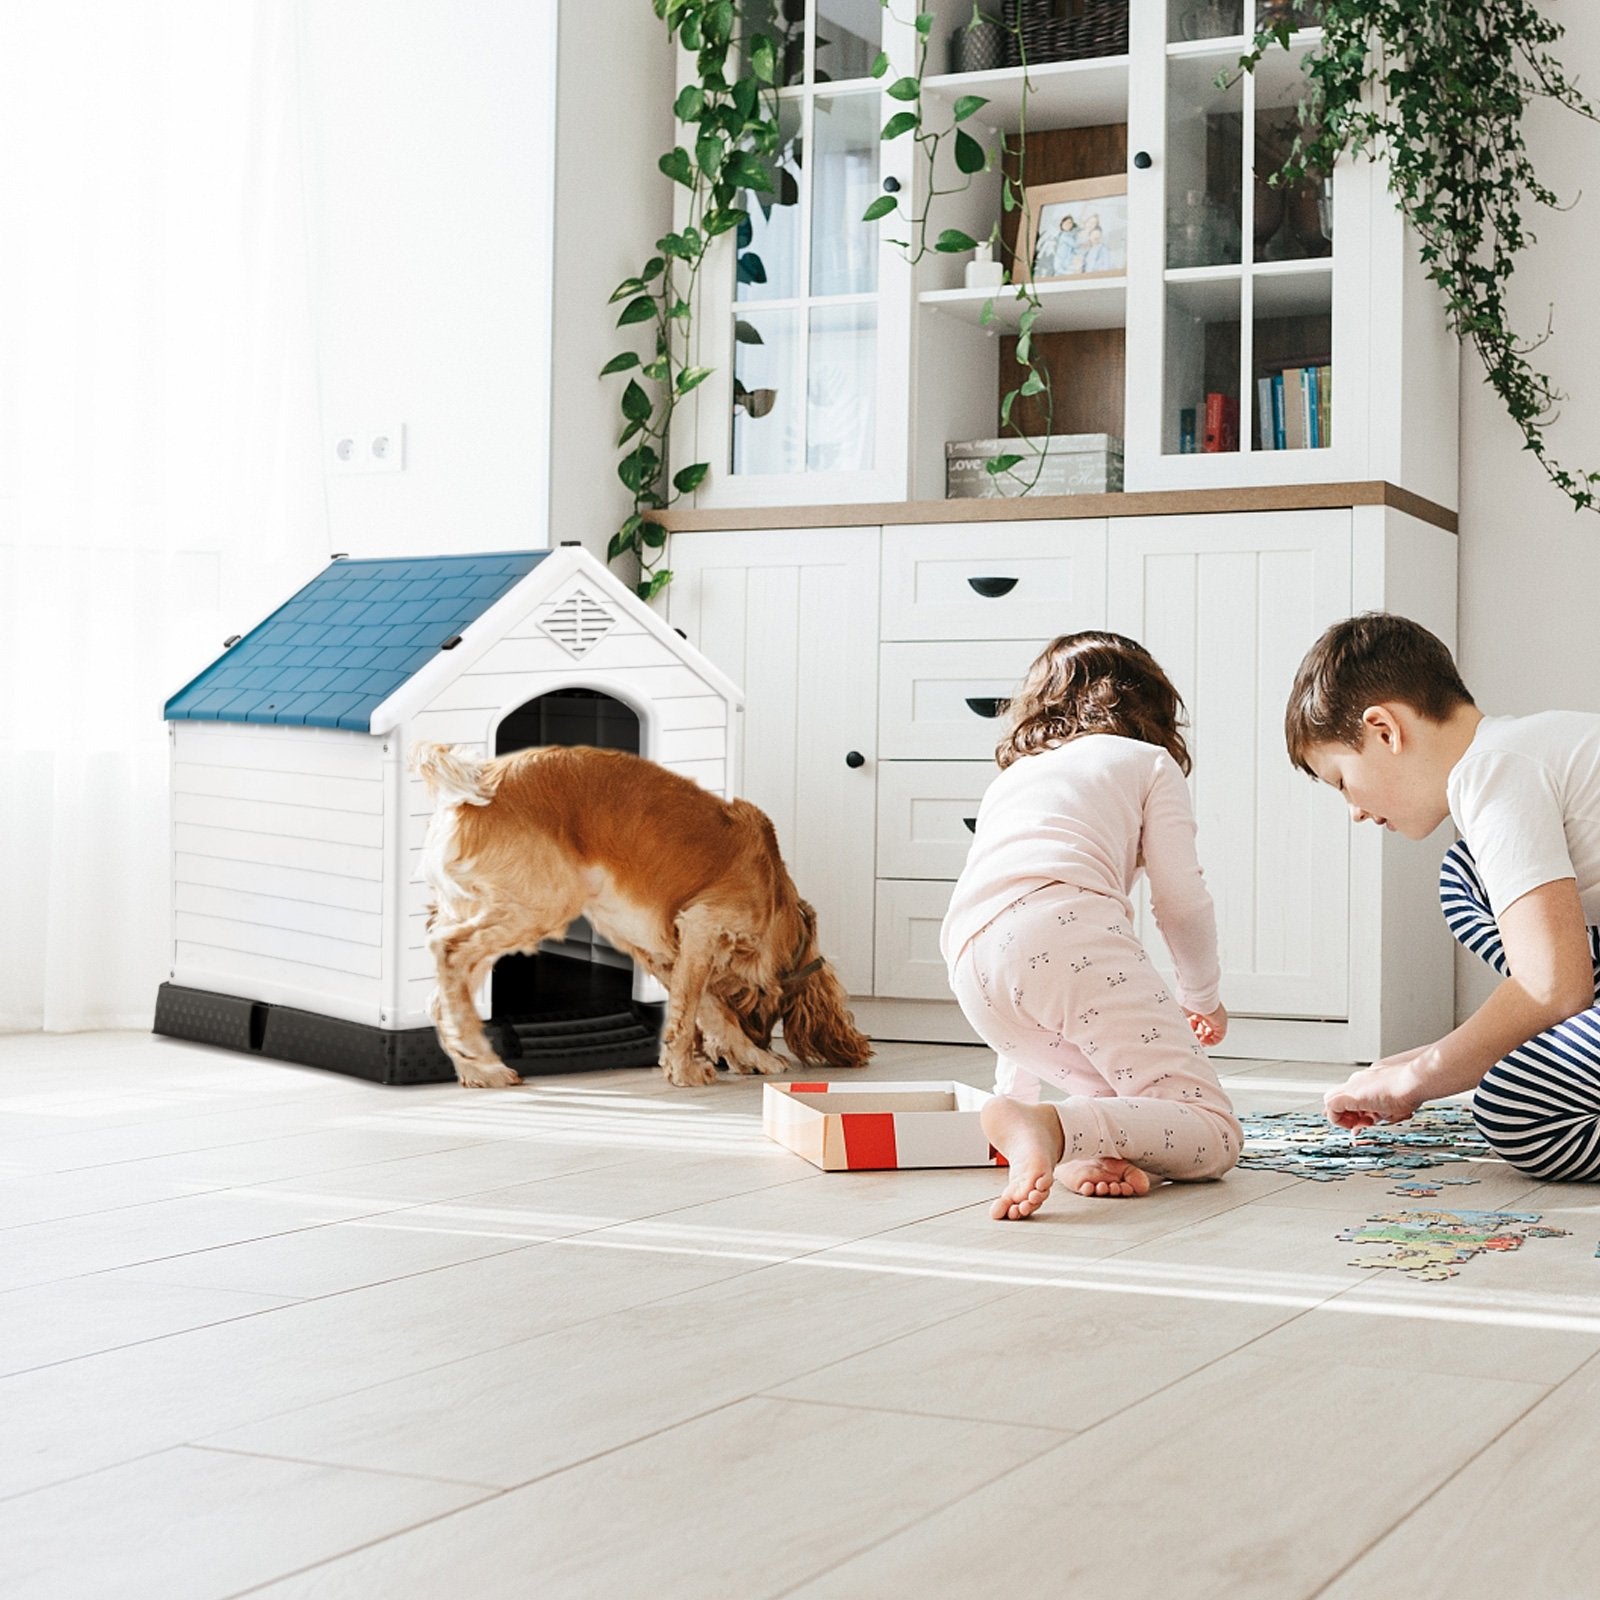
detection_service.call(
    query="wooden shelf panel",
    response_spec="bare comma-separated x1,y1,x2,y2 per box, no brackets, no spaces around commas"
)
656,482,1456,534
920,277,1127,333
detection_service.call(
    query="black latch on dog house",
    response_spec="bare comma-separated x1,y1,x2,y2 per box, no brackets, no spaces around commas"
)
440,634,462,650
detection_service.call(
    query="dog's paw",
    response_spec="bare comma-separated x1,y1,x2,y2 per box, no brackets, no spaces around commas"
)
750,1050,791,1076
664,1057,719,1088
457,1062,523,1089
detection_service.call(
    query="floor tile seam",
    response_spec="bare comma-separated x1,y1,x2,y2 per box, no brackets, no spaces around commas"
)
43,1129,510,1181
216,1487,517,1600
1300,1372,1577,1600
186,1441,506,1492
0,1292,321,1381
762,1427,1072,1600
0,1442,180,1508
749,1389,1077,1438
0,1181,238,1233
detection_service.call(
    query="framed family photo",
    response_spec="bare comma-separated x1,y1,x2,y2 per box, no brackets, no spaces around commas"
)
1019,174,1129,283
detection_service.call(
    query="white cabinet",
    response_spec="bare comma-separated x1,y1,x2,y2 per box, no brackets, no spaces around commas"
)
665,500,1457,1062
664,526,879,994
1106,510,1352,1019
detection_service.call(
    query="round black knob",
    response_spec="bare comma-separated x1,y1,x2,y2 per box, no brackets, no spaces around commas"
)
845,750,866,769
1132,151,1152,170
882,176,901,193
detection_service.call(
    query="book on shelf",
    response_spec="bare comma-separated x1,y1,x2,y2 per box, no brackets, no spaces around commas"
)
1179,407,1197,454
1255,362,1332,450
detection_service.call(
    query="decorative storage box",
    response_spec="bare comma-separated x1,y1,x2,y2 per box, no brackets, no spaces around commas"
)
763,1081,1005,1171
945,433,1125,499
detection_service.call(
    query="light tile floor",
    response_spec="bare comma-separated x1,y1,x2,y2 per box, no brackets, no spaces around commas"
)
3,1031,1600,1598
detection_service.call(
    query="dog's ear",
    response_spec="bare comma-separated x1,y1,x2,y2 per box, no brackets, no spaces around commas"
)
780,960,872,1070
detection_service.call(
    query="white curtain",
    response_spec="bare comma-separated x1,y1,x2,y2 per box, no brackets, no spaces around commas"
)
0,1,328,1030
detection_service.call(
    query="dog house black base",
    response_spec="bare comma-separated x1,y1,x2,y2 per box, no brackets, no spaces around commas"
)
153,982,664,1087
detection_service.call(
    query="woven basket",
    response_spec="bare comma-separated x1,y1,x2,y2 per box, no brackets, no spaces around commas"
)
1001,0,1129,64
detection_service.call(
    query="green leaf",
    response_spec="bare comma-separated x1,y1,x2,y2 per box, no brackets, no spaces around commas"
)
640,255,665,282
954,129,986,175
637,569,674,603
600,351,641,376
1019,370,1045,397
999,389,1017,426
985,453,1024,474
673,462,710,494
640,521,668,549
642,357,671,381
734,318,764,345
935,227,978,253
608,278,645,305
952,94,989,123
675,365,713,395
750,32,777,83
697,134,725,177
869,50,889,79
618,443,661,493
621,378,653,423
658,147,694,187
861,194,898,222
979,298,996,326
887,76,920,102
616,295,657,327
914,11,934,35
608,527,636,562
617,417,645,448
881,110,918,141
674,85,704,122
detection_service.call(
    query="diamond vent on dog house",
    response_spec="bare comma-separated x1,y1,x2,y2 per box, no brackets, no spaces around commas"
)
538,588,617,658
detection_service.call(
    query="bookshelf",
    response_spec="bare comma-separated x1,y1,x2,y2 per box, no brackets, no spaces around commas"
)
680,0,1456,513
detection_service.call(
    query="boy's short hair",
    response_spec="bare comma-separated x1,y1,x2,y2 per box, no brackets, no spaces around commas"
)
1284,612,1474,775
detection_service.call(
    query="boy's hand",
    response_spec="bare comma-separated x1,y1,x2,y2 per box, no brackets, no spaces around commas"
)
1324,1055,1428,1130
1186,1004,1228,1047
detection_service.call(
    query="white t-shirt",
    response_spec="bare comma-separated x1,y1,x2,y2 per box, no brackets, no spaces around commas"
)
1447,711,1600,921
939,733,1222,1013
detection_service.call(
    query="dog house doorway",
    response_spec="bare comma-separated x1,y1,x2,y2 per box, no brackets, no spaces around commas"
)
487,686,662,1071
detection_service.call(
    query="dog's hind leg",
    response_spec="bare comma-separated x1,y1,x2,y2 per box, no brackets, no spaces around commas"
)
660,906,728,1087
427,915,527,1088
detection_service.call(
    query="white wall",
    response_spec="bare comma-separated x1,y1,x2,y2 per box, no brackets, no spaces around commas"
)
298,0,673,568
1454,3,1600,1016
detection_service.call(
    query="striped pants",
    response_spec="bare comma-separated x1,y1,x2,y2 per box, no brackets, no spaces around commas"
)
1441,840,1600,1181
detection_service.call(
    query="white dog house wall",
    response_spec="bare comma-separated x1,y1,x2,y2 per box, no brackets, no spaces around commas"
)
155,545,743,1084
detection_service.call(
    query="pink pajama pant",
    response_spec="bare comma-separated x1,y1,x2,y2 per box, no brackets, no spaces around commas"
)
948,884,1241,1181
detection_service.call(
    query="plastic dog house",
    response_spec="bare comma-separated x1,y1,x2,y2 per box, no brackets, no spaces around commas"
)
155,545,743,1083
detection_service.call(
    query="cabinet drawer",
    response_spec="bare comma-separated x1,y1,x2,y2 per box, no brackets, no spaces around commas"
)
876,760,993,879
881,522,1107,640
874,879,958,1000
879,640,1040,760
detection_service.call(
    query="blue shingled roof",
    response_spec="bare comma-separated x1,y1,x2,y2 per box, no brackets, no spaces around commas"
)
165,552,549,731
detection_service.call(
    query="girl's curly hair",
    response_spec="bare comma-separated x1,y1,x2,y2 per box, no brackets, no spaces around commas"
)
995,631,1191,774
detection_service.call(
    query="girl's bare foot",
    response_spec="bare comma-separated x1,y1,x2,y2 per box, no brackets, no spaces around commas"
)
981,1096,1066,1220
1057,1157,1152,1198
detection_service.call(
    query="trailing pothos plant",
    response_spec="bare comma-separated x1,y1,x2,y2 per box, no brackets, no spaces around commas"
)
1239,1,1600,513
602,0,790,600
865,3,1057,492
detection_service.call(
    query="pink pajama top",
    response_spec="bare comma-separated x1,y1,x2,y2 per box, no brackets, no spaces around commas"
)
939,733,1222,1014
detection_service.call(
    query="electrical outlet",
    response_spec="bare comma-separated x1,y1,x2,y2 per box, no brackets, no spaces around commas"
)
329,423,405,474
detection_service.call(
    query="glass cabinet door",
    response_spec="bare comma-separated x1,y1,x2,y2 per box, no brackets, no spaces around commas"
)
697,1,907,505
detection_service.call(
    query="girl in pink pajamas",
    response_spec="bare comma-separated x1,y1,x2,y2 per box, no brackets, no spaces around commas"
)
941,632,1241,1219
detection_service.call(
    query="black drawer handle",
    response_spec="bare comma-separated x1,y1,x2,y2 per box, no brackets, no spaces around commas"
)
845,750,866,768
963,816,977,833
965,697,1005,718
967,576,1018,598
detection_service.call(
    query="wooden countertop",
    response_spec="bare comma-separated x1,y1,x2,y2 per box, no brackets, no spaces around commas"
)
654,480,1457,535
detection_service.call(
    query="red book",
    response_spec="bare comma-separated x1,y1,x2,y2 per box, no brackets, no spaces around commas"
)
1221,394,1239,453
1201,392,1223,453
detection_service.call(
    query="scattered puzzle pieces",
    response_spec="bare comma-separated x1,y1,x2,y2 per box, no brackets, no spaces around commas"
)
1337,1209,1570,1281
1239,1106,1488,1182
1387,1177,1480,1198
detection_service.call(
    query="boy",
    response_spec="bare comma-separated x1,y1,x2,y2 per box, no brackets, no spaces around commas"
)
1284,612,1600,1180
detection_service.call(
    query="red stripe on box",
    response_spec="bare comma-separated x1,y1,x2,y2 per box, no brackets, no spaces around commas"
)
789,1082,828,1093
989,1145,1009,1167
842,1112,897,1169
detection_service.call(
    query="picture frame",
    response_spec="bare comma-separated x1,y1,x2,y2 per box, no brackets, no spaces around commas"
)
1018,174,1129,284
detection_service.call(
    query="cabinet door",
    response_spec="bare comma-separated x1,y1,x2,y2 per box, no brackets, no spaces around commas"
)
1107,511,1351,1017
665,527,878,994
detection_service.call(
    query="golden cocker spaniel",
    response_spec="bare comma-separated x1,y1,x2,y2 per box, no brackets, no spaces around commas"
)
412,742,872,1088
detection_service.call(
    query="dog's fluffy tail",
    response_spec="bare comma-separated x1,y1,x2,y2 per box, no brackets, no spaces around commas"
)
409,742,501,806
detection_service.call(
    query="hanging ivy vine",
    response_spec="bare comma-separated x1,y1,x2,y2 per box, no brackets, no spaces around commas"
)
867,3,1056,492
601,0,789,600
1240,1,1600,513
